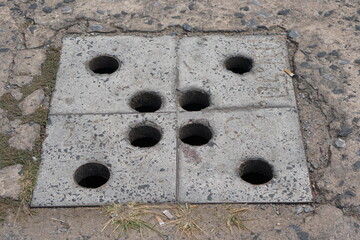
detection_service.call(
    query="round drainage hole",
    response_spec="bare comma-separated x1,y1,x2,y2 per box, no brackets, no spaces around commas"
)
130,91,162,112
74,163,110,188
129,125,162,147
225,56,253,74
179,123,213,146
89,55,120,74
180,90,210,111
239,159,273,185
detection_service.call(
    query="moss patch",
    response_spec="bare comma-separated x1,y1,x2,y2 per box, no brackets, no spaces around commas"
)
0,48,60,215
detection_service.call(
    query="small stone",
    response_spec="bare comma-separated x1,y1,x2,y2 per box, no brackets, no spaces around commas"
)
29,3,37,9
0,164,23,200
240,6,249,11
356,150,360,156
96,9,105,15
335,139,346,148
300,62,310,68
297,231,310,240
317,51,326,57
10,89,23,100
288,29,300,39
42,6,53,13
289,224,302,232
354,59,360,64
324,10,334,17
19,89,45,115
257,12,271,18
329,50,340,57
188,3,197,10
55,3,63,9
61,6,73,14
330,64,339,70
338,125,352,137
234,12,245,18
250,0,260,6
0,48,10,53
0,2,6,7
358,10,360,15
352,161,360,171
303,206,314,213
182,23,193,32
339,59,350,65
63,0,75,3
163,6,174,11
277,9,290,15
248,19,256,26
344,190,356,197
8,123,40,151
295,206,303,214
355,25,360,31
332,88,345,94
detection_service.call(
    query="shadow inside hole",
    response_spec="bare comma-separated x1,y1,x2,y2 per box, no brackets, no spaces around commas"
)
74,163,110,189
225,56,253,74
129,125,162,148
180,123,213,146
130,92,162,113
88,55,120,74
180,90,210,111
239,159,273,185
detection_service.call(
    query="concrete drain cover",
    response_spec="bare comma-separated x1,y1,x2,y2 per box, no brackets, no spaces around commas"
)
31,35,312,207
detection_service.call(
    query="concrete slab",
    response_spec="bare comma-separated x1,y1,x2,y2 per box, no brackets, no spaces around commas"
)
50,36,177,115
177,108,312,203
31,113,177,207
178,35,296,109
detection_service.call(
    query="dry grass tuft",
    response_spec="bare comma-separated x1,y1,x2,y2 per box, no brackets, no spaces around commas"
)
226,207,253,234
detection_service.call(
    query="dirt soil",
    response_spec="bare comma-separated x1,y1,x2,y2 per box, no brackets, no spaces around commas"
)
0,0,359,239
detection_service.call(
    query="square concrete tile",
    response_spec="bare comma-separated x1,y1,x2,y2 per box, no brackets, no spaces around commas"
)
177,108,312,203
177,35,296,110
50,36,177,115
31,113,176,207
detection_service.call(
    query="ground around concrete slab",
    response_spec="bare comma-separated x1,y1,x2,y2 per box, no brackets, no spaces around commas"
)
0,0,359,239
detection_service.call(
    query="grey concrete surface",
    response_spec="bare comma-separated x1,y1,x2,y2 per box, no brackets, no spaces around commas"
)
178,35,296,109
50,36,177,115
31,113,177,206
177,108,311,203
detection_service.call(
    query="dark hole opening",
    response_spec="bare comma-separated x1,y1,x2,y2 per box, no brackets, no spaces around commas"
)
180,123,213,146
239,159,273,185
129,125,162,148
74,163,110,189
225,56,253,74
89,55,120,74
130,91,162,113
180,90,210,111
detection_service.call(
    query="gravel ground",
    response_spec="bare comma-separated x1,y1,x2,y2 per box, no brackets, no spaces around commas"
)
0,0,359,239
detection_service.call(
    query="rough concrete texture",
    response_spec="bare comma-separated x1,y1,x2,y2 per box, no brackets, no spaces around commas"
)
50,36,177,114
32,113,177,206
178,35,296,109
0,0,359,239
0,164,23,200
178,108,311,203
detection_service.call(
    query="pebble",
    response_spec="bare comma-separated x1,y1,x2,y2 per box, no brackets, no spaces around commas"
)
335,138,346,148
63,0,75,3
324,10,334,17
55,3,63,9
317,51,326,57
329,50,340,57
240,6,249,11
300,62,310,68
330,64,339,70
277,9,290,15
297,231,310,240
289,224,302,232
354,59,360,64
0,2,5,7
355,25,360,31
234,12,245,18
163,6,174,11
257,12,271,18
338,125,352,137
96,9,105,15
288,29,300,39
42,6,53,13
332,88,345,94
188,3,197,10
356,150,360,156
0,48,9,53
339,59,350,65
29,3,37,9
250,0,260,6
295,206,303,214
352,161,360,171
303,206,314,213
61,6,73,14
182,23,193,31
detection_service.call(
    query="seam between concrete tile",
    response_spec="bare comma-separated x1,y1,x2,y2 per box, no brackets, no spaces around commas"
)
48,110,177,116
175,39,180,201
